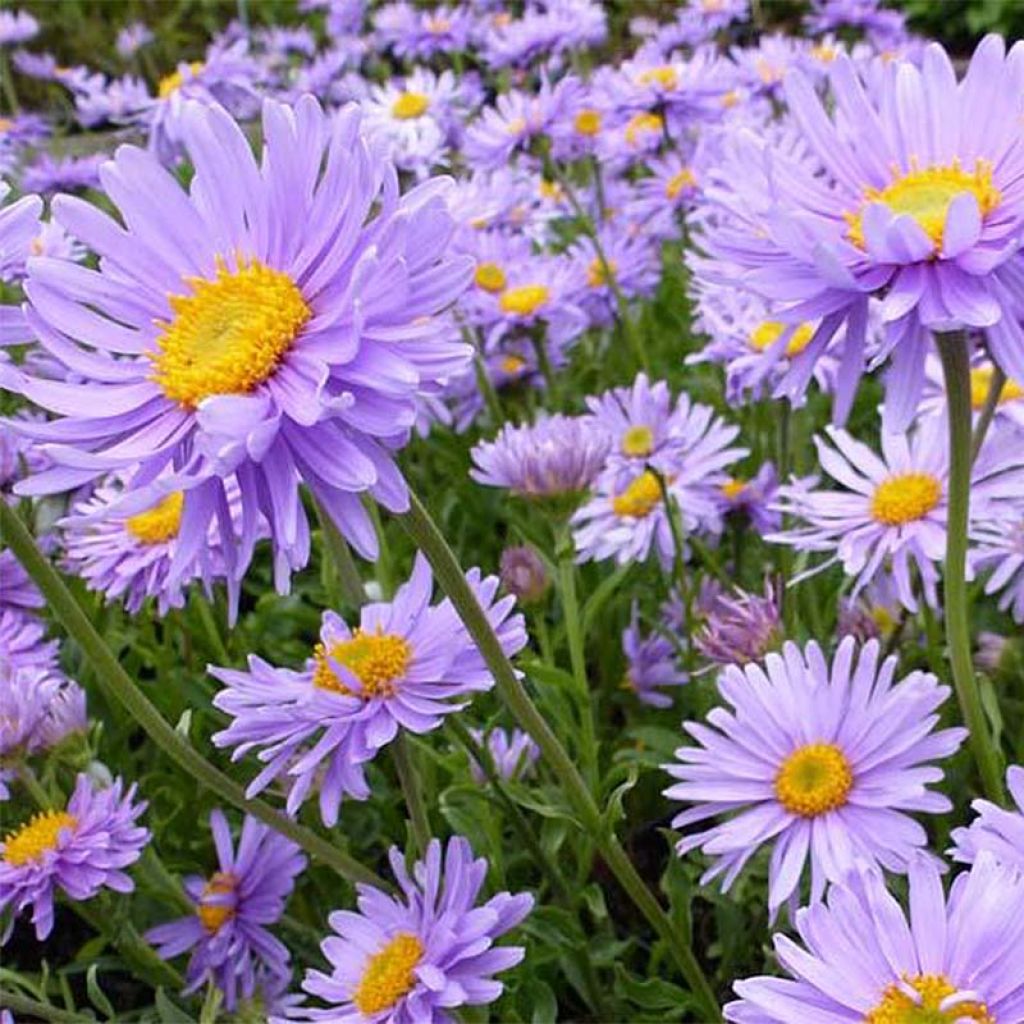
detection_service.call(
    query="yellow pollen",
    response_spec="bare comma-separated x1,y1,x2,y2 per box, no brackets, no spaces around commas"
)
539,179,563,202
621,424,654,457
3,810,77,866
158,61,204,99
666,168,697,200
721,478,747,500
750,320,815,357
775,743,853,817
29,236,44,256
499,285,549,317
425,15,451,33
125,492,185,545
845,160,1001,254
491,11,512,28
872,606,897,634
970,366,1024,409
865,974,994,1024
871,473,942,526
197,871,237,934
313,629,412,698
391,91,429,119
720,89,741,108
574,109,602,136
506,116,527,135
151,258,310,409
353,932,424,1015
474,261,507,293
587,257,617,289
612,470,663,519
500,354,526,374
812,43,839,63
637,66,678,90
755,58,782,84
625,112,663,146
0,117,12,133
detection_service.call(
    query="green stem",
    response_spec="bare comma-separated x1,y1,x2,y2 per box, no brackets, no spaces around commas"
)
392,733,431,856
399,490,721,1020
557,545,598,791
529,326,556,395
16,762,51,808
0,989,84,1023
0,49,19,114
970,364,1006,462
195,594,229,665
314,497,367,610
935,332,1005,803
0,501,384,888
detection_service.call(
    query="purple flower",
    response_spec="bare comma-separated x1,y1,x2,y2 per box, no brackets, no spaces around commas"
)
116,21,153,58
663,637,966,914
289,837,532,1022
3,97,472,611
212,555,526,826
972,512,1024,624
805,0,909,47
20,154,105,195
498,545,549,604
0,10,38,46
374,3,473,60
467,727,539,783
950,765,1024,871
0,773,149,940
1,607,59,675
147,810,305,1010
716,462,780,535
694,584,781,667
0,181,42,285
725,854,1024,1023
73,74,151,128
621,603,687,708
1,666,86,769
0,549,42,612
471,414,611,498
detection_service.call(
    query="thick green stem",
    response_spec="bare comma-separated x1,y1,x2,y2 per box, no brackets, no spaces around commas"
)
392,733,431,856
936,332,1005,804
0,501,384,888
0,989,85,1023
970,364,1006,462
0,49,19,114
399,490,721,1021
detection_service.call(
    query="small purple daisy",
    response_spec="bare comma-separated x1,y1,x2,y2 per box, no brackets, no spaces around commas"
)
949,765,1024,871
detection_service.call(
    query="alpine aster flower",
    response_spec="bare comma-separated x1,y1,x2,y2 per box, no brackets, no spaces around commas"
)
211,555,526,826
971,513,1024,623
288,837,532,1022
0,181,42,286
0,549,43,613
0,10,38,46
663,637,966,913
950,766,1024,871
621,603,687,708
147,810,306,1010
0,773,149,940
771,418,1024,612
694,584,781,667
467,727,539,783
716,462,781,536
4,97,472,607
1,607,59,675
498,545,550,604
725,854,1024,1023
1,667,87,770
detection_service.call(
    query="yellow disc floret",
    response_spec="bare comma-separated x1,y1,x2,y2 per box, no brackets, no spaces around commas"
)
621,425,655,457
665,168,697,200
499,285,550,317
392,91,430,120
625,112,663,147
313,629,412,698
353,932,424,1015
865,974,994,1024
637,66,678,90
151,258,311,409
197,871,237,934
158,61,204,99
970,365,1024,409
574,109,602,136
775,743,853,817
612,470,663,519
586,257,617,289
721,478,747,500
845,160,1001,254
870,473,942,526
3,810,77,866
474,261,507,293
125,492,184,545
749,320,815,357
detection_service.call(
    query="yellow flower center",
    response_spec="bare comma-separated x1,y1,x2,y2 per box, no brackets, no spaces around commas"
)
625,112,663,146
846,160,1001,254
124,492,184,545
865,974,994,1024
665,168,697,200
539,179,563,202
749,320,815,357
637,66,678,90
721,89,741,108
3,810,77,866
500,354,526,374
0,117,12,133
391,91,429,120
970,366,1024,409
621,425,654,457
872,605,897,634
499,284,550,317
870,473,942,526
425,15,450,33
721,478,747,500
574,109,602,136
158,61,204,99
775,743,853,817
474,261,507,293
612,470,663,519
353,932,424,1015
197,871,237,934
313,629,412,698
151,258,311,409
755,58,782,84
506,116,527,135
586,257,617,289
812,43,839,63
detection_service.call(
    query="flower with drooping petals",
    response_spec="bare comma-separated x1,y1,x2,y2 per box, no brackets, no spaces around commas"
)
621,602,687,708
694,584,781,667
950,765,1024,872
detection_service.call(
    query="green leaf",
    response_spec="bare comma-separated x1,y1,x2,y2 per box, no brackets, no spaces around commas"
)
85,965,115,1021
154,988,194,1023
613,968,692,1017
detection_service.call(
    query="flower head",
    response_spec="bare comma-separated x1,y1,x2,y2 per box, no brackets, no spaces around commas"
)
972,512,1024,624
621,602,688,708
950,765,1024,872
663,637,965,913
467,727,539,783
0,774,149,940
293,837,532,1022
498,545,549,604
147,810,306,1010
694,584,781,667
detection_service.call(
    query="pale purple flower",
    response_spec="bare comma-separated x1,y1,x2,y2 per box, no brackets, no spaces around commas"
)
716,462,780,535
950,765,1024,871
694,584,781,667
147,810,305,1010
73,74,151,128
498,545,549,604
0,10,38,46
1,607,59,675
288,837,532,1022
467,727,539,783
663,637,966,914
972,513,1024,623
0,773,149,940
0,181,41,285
621,603,687,708
20,154,105,195
374,3,473,60
116,22,153,58
0,549,42,612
